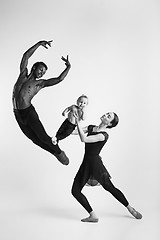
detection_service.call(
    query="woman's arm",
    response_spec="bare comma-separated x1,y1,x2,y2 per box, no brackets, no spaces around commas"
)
76,122,105,143
72,125,88,135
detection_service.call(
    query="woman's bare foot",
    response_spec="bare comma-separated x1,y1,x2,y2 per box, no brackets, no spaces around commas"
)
81,211,99,223
127,205,142,219
81,216,99,223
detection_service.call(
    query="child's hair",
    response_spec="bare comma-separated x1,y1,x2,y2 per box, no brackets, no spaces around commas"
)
76,94,88,104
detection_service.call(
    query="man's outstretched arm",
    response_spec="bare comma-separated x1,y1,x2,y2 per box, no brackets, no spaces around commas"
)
43,55,71,87
20,40,53,73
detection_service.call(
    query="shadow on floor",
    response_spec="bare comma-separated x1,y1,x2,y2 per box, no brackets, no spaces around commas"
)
23,205,78,221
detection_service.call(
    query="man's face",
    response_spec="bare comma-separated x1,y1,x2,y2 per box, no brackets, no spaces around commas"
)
35,65,47,79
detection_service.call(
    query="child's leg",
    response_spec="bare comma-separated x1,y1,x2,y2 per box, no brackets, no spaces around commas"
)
56,119,76,142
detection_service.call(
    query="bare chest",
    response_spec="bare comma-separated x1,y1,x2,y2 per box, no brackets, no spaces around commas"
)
21,81,42,98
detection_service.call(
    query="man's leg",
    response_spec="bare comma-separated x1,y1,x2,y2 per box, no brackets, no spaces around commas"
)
14,108,69,165
26,107,61,153
26,108,69,165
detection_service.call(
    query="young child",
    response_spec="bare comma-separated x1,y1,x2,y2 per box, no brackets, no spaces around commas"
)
52,95,88,145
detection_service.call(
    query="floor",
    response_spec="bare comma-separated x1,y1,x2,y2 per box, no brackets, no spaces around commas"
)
0,184,159,240
1,133,159,240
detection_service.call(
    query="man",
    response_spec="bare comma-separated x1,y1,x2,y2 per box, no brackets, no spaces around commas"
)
12,40,71,165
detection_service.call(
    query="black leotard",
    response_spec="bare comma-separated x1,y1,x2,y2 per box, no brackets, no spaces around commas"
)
76,125,111,187
71,125,129,214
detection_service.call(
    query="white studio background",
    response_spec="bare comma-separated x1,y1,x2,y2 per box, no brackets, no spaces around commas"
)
0,0,160,240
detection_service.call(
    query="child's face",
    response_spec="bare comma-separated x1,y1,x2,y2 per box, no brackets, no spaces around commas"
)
77,97,88,109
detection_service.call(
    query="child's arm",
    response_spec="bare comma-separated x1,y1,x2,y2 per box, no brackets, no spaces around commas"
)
62,107,69,116
62,105,75,116
78,107,87,121
81,109,87,121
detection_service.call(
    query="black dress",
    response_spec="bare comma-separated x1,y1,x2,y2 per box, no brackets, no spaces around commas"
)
75,125,111,187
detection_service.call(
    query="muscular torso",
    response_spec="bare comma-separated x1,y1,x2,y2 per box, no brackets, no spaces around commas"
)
12,71,44,109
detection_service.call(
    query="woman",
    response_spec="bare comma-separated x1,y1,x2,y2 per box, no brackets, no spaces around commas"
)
71,112,142,222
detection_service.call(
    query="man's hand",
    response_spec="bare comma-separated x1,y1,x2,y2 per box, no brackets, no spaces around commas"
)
39,40,53,49
61,55,71,68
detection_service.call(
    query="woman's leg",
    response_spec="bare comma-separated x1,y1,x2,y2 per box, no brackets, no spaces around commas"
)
100,174,129,207
71,179,93,214
99,174,142,219
71,164,93,214
71,164,99,222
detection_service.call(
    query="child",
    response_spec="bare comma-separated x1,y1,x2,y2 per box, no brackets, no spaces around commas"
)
52,95,88,145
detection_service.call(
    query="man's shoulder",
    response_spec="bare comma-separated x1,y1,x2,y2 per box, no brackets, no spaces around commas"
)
19,68,28,78
16,68,28,82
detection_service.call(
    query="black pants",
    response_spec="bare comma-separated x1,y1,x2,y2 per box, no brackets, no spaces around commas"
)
14,105,61,155
71,169,129,214
56,119,76,142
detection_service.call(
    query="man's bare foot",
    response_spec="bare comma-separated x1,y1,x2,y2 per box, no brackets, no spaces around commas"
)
54,151,69,165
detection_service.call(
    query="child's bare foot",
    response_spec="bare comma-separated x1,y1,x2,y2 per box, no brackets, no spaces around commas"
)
52,137,57,145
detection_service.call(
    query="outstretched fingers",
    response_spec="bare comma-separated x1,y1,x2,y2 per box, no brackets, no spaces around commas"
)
47,40,53,47
40,40,53,49
61,55,69,62
61,55,71,67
